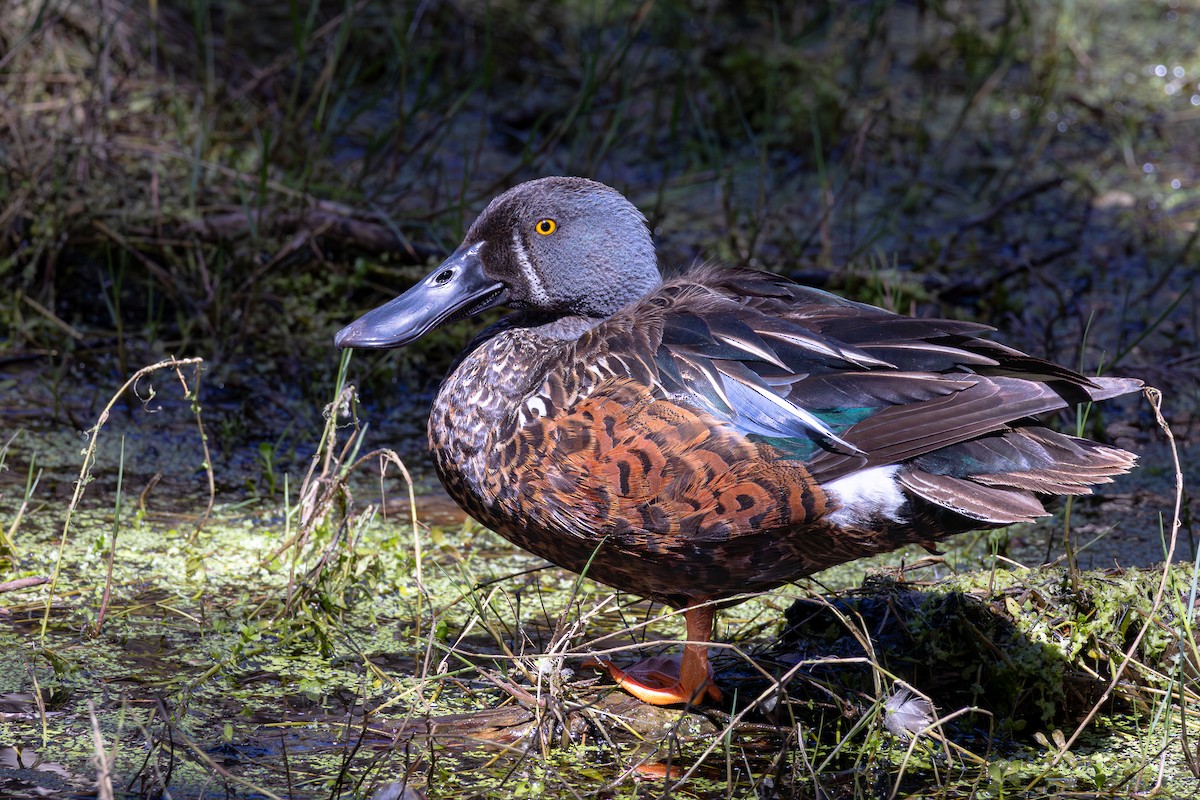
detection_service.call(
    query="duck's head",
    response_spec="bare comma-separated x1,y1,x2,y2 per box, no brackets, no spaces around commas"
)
335,177,661,349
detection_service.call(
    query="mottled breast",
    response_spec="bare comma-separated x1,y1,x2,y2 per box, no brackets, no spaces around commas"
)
429,325,838,606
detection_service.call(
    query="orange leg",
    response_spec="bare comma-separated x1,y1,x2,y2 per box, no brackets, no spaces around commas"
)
586,604,722,705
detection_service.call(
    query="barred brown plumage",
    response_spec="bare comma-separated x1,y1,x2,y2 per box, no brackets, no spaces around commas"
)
336,177,1140,706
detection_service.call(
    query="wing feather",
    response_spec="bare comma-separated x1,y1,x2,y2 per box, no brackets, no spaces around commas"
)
563,266,1140,479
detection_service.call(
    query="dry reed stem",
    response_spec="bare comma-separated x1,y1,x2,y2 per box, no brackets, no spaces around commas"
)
1025,385,1184,791
87,700,114,800
39,356,205,640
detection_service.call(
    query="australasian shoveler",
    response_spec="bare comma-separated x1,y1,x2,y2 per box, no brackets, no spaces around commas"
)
335,176,1140,706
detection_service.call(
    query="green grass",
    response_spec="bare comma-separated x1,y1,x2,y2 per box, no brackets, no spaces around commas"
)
0,340,1193,797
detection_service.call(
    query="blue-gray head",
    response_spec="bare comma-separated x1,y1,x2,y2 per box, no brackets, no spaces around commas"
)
335,177,662,349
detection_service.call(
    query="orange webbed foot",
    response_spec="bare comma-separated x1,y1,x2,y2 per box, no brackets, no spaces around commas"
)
585,653,721,705
584,603,721,706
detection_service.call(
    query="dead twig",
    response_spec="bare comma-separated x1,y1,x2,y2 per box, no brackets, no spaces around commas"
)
0,577,50,593
170,204,440,264
1024,385,1183,792
87,700,115,800
39,356,205,641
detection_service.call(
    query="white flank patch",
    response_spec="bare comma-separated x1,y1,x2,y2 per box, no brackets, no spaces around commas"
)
825,465,906,528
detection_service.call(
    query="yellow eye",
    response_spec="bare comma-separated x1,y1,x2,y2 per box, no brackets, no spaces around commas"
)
535,218,557,236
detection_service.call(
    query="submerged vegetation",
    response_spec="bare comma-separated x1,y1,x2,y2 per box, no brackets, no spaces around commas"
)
1,0,1197,797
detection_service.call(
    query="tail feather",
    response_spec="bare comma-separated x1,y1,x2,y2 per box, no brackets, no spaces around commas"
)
1084,376,1144,403
897,426,1137,526
898,469,1048,524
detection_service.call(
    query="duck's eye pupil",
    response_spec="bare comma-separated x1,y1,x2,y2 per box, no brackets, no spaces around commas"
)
435,270,453,285
535,219,557,236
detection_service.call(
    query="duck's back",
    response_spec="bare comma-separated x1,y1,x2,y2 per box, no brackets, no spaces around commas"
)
430,266,1139,608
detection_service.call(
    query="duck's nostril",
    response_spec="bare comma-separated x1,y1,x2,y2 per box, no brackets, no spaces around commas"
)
435,270,454,285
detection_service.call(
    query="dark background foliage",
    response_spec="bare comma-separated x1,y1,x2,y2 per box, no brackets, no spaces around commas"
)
2,0,1196,492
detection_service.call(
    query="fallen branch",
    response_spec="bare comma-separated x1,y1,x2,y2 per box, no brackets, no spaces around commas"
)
0,576,50,594
162,203,441,263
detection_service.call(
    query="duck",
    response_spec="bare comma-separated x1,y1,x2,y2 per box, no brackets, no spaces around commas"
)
335,176,1140,706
